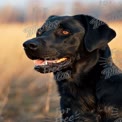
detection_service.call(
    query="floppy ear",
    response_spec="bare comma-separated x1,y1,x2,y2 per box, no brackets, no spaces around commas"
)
73,15,116,52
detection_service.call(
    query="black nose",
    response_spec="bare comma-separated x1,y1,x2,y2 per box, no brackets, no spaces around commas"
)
23,41,38,50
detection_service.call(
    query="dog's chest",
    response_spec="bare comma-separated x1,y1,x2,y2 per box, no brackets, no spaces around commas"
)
57,81,96,112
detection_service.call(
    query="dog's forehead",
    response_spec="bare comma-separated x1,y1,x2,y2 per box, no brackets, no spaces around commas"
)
46,15,72,24
40,16,73,31
37,15,85,33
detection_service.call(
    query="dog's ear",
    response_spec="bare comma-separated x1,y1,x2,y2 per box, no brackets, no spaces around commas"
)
73,15,116,52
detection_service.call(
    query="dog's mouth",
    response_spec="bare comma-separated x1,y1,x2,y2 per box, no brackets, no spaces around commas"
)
34,57,67,66
33,57,72,73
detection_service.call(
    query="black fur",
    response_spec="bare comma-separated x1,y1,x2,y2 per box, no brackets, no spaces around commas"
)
23,14,122,122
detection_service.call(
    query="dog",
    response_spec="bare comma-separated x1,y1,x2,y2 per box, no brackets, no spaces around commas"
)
23,14,122,122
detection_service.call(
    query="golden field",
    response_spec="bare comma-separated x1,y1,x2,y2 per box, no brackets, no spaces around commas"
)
0,22,122,121
0,23,60,122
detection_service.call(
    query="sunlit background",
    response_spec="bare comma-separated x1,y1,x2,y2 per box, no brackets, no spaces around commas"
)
0,0,122,121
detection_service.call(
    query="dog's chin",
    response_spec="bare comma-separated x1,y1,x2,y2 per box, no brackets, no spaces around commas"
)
33,58,72,73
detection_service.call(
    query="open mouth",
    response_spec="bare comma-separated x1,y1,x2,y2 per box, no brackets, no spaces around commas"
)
34,58,68,66
33,57,71,73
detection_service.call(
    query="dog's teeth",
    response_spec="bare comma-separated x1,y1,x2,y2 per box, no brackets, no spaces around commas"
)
54,60,57,63
45,60,48,65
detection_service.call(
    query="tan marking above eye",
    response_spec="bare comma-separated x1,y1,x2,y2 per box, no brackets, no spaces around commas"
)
37,31,41,35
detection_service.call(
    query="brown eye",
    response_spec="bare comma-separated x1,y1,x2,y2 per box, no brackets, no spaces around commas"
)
56,29,71,36
62,30,70,35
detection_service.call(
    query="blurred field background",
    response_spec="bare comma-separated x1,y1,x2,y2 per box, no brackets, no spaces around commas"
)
0,0,122,122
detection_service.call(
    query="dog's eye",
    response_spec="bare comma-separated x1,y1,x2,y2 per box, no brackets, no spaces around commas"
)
56,29,71,36
62,30,70,35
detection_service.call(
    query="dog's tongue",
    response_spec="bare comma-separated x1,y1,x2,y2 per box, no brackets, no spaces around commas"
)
34,60,44,65
34,58,67,66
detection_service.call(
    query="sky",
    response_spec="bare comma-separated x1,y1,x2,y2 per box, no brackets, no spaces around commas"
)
0,0,121,8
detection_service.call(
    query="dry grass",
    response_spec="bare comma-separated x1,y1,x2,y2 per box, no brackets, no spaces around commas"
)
108,21,122,67
0,22,122,121
0,23,60,122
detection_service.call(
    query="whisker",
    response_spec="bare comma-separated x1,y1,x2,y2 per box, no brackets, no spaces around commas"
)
98,60,107,62
99,57,107,59
100,63,107,65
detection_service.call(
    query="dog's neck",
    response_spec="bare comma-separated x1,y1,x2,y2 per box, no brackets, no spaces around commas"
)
54,51,99,86
54,45,114,84
53,45,119,99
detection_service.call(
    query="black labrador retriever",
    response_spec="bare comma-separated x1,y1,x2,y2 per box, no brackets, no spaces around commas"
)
23,15,122,122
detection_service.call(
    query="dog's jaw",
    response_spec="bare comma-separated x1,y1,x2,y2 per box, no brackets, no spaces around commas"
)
34,57,72,73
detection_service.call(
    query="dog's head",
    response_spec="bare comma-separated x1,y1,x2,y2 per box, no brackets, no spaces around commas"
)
23,15,116,73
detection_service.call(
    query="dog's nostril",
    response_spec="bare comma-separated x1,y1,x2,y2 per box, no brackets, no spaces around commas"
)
23,41,39,50
29,43,38,50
